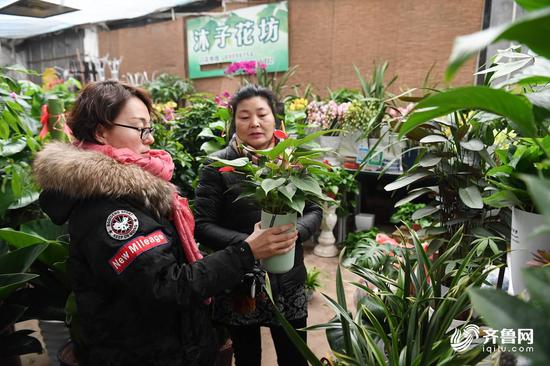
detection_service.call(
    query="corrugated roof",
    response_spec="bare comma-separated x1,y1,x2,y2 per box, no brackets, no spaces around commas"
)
0,0,196,39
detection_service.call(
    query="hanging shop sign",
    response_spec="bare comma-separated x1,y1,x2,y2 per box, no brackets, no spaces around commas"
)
186,1,288,79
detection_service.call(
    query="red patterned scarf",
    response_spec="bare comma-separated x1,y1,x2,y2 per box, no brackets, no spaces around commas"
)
78,142,203,265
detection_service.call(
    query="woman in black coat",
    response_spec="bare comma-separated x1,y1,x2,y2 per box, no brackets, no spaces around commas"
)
194,85,322,366
33,81,298,366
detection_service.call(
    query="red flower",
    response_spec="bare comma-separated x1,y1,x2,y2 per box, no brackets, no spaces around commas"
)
218,166,235,173
273,130,288,139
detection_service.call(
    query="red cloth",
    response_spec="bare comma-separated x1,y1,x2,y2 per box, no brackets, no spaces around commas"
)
78,142,203,264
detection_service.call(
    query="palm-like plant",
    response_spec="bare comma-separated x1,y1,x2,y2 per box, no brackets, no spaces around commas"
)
265,227,501,365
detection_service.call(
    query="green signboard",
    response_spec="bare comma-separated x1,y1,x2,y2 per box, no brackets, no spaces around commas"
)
186,1,288,79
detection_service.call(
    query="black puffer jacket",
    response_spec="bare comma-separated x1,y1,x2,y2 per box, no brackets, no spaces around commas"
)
34,143,256,366
194,144,322,294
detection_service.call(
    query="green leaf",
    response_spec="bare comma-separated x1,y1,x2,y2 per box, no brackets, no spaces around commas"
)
0,228,67,267
515,0,550,11
412,206,439,220
446,7,550,80
418,154,442,168
520,175,550,220
486,165,513,177
209,156,250,167
285,194,305,215
400,87,536,138
289,175,323,196
0,244,48,274
469,287,550,364
197,127,216,138
419,135,448,144
0,228,48,247
0,117,9,139
483,190,522,208
522,266,550,315
513,75,550,86
459,186,484,209
261,178,286,195
0,329,43,357
200,141,222,154
278,183,297,201
0,273,39,299
460,139,484,151
395,187,436,207
263,274,323,366
8,191,40,210
384,172,430,191
20,218,68,242
0,137,26,157
215,107,230,122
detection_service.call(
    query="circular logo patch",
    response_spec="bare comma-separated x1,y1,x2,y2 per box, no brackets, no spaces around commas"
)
106,210,139,240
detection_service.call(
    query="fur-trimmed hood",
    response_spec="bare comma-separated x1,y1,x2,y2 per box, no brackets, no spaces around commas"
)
33,142,177,221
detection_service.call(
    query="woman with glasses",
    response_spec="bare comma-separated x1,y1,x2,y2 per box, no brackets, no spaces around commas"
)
33,80,297,366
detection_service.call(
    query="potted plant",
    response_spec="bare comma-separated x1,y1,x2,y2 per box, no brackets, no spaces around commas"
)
264,226,500,366
393,1,550,296
224,60,298,102
0,218,72,366
0,241,46,365
304,266,322,301
484,136,550,294
469,266,550,365
468,165,550,364
315,165,359,255
210,129,337,273
143,73,194,107
305,100,350,158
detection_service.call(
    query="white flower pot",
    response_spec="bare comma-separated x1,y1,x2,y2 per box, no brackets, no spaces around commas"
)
508,207,550,295
318,135,341,151
260,211,297,274
355,213,375,231
339,130,362,157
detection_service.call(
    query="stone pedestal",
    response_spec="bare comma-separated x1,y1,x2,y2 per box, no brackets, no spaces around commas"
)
314,205,339,257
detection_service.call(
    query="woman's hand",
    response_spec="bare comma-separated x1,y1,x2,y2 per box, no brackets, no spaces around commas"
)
245,222,297,260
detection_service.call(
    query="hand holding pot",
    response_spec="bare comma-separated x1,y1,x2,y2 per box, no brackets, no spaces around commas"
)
245,222,297,260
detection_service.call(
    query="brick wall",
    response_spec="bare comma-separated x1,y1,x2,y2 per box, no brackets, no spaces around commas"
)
99,0,484,95
98,18,186,80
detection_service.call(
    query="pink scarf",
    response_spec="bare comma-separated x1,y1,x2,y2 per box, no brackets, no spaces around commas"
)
78,142,203,265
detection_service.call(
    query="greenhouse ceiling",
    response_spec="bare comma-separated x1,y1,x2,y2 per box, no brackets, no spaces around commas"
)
0,0,197,39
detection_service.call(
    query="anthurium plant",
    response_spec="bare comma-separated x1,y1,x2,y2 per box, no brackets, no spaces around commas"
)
210,129,337,215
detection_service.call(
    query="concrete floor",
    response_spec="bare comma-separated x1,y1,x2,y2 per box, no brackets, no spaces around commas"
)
18,243,357,366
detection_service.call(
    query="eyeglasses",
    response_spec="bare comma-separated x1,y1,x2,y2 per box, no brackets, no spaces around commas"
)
112,123,154,141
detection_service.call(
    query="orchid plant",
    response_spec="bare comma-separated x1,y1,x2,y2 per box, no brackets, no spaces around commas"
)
210,130,338,215
306,100,350,136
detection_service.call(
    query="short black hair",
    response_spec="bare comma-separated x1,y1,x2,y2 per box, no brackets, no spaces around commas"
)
68,80,152,143
229,84,281,135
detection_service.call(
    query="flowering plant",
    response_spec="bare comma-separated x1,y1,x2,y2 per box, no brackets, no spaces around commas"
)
210,130,338,215
224,60,297,100
306,100,350,136
316,164,359,217
340,99,384,136
224,60,267,76
153,101,177,122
